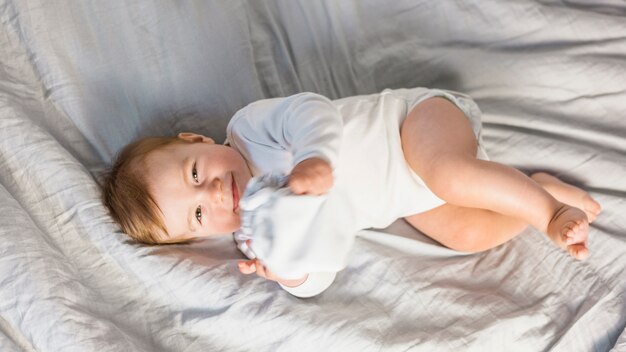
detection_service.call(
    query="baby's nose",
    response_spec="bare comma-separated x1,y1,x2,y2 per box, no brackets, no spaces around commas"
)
206,177,224,204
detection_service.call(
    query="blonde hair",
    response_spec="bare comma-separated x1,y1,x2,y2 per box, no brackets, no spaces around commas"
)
101,136,189,245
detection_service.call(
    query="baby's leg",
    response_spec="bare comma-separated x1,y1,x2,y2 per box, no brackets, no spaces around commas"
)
405,176,601,258
401,97,590,259
405,204,528,253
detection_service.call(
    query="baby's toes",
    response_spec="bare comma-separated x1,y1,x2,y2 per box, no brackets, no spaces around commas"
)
563,221,589,245
561,225,573,244
561,222,579,244
567,243,589,261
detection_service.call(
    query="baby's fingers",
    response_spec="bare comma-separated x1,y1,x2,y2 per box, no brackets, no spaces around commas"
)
288,175,312,195
238,260,257,274
288,157,333,195
239,258,280,282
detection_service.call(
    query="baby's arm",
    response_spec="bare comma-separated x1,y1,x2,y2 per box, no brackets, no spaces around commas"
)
235,219,337,298
239,259,336,298
236,163,336,297
229,92,342,297
227,92,343,175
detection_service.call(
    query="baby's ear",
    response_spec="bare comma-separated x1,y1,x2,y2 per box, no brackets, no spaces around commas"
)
177,132,214,144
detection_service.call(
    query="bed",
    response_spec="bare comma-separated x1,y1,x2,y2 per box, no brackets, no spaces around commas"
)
1,0,625,351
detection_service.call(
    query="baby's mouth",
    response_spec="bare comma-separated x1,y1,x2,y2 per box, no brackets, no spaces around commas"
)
232,173,239,213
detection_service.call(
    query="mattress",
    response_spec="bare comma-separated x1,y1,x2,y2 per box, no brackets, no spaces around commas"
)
1,0,625,351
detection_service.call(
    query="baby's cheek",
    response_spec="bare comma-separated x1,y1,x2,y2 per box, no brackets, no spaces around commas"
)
214,210,241,233
231,215,242,231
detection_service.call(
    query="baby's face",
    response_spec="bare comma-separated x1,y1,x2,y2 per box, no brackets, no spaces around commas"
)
145,138,252,242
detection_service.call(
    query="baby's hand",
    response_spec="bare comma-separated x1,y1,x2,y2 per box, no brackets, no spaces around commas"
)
238,258,308,287
238,259,280,281
288,157,333,195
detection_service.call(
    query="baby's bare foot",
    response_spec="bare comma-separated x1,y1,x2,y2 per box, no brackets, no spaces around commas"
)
546,204,590,260
531,172,602,222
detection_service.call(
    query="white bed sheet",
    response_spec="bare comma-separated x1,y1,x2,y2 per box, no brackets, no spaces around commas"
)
1,0,625,351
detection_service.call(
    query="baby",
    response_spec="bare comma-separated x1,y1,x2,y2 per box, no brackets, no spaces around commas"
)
101,88,602,297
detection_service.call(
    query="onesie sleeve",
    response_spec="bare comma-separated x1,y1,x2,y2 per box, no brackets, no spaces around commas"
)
233,232,336,298
226,92,343,173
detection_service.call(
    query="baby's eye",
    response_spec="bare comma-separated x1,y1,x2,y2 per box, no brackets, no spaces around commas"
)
195,206,202,224
192,163,199,183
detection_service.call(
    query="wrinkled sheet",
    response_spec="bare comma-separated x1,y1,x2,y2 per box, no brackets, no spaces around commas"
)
1,0,625,351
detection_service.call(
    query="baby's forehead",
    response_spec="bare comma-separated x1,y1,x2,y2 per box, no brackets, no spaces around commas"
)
141,146,183,180
145,142,188,164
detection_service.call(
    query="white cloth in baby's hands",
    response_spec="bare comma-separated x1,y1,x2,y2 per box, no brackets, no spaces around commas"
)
238,173,357,280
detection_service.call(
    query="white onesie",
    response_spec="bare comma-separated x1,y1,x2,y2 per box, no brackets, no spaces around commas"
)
225,87,487,298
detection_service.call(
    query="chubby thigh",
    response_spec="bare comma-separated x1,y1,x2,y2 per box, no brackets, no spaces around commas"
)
399,97,529,251
400,96,479,181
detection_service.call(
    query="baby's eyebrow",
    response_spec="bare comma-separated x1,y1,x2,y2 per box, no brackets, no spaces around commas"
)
181,156,192,187
181,156,196,234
